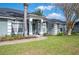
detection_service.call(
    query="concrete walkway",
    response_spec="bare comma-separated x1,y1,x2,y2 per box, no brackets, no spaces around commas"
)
0,37,47,46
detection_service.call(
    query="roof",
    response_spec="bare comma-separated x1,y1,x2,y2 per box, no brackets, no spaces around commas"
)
27,13,47,20
47,19,66,24
0,8,47,20
0,8,24,17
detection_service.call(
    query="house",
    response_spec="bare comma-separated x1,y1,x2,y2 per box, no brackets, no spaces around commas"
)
0,8,47,36
47,19,66,35
1,8,79,36
47,19,79,35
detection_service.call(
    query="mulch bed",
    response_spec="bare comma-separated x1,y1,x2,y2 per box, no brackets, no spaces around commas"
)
0,35,38,42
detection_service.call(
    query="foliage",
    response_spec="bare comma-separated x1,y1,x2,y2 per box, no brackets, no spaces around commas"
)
57,3,79,35
32,9,43,16
0,34,37,42
57,32,65,36
43,33,49,36
0,35,24,41
71,32,79,35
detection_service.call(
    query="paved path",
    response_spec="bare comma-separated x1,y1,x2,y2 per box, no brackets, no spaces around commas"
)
0,37,47,46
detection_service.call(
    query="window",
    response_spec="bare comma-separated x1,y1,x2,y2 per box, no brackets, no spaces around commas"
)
60,28,62,32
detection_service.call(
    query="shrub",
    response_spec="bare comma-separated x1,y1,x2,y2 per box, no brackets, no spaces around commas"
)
43,33,48,36
72,32,77,35
0,35,15,41
0,34,37,42
14,35,24,39
0,35,25,41
57,32,65,36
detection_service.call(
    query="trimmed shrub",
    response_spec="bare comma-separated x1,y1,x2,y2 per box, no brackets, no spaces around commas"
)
57,32,65,36
43,33,48,36
0,34,37,42
71,32,79,35
0,35,15,41
13,35,24,39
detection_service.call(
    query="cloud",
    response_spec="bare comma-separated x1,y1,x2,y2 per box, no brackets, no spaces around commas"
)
46,13,66,20
35,5,55,11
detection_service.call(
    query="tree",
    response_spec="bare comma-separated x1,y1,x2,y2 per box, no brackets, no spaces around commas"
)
57,3,79,35
23,3,28,37
32,9,43,16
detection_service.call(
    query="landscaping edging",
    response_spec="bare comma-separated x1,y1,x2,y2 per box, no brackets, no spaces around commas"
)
0,36,47,46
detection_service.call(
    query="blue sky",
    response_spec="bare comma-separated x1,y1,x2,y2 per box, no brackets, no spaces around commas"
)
0,3,65,21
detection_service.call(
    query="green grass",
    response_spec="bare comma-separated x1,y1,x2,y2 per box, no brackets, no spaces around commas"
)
0,35,79,55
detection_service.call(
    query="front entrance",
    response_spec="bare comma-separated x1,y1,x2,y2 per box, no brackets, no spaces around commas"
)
32,19,41,35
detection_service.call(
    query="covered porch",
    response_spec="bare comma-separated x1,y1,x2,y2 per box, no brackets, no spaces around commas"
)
28,18,47,36
27,14,47,36
9,14,47,36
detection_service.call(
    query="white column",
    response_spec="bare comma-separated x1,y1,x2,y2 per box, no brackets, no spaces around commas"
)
29,18,33,35
40,19,43,35
43,22,47,33
53,23,58,35
7,20,12,35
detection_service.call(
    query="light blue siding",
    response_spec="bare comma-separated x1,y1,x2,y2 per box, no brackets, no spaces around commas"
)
0,19,7,36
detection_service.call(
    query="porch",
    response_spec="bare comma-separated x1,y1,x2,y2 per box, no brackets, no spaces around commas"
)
11,17,47,36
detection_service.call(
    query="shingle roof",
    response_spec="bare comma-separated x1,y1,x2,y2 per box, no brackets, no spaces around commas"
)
47,19,66,24
0,8,24,17
0,8,47,20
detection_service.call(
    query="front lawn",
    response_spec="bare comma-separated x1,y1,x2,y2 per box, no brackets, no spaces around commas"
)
0,35,79,55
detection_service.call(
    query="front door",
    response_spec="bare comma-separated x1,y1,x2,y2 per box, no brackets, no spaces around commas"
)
32,20,41,35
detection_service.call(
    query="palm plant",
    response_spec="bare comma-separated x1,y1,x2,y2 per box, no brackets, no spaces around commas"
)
23,3,28,36
32,9,43,16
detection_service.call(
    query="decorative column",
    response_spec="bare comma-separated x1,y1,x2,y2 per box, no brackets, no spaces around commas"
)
53,23,58,35
40,19,43,35
7,20,12,35
29,18,33,35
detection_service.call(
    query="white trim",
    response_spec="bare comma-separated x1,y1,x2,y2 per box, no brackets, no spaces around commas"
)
53,23,58,35
29,18,33,35
0,16,23,20
40,19,43,35
7,20,12,35
28,17,44,20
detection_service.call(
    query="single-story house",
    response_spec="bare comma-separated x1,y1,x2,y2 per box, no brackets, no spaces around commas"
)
0,8,79,36
47,19,66,35
0,8,47,36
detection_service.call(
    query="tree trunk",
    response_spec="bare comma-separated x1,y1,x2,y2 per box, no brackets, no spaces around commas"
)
23,3,28,37
67,28,72,35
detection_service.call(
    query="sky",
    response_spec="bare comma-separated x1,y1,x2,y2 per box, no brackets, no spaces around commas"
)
0,3,66,21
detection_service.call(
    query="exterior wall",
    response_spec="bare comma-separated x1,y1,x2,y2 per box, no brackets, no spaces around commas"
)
73,22,79,32
47,23,53,35
42,22,47,34
58,24,66,33
48,24,55,35
47,23,66,35
0,19,8,36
